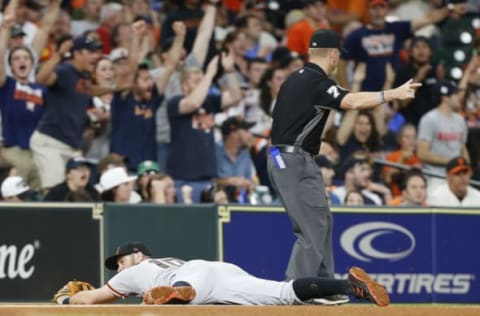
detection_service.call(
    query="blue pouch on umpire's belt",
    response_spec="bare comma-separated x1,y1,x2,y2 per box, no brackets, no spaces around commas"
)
269,146,286,169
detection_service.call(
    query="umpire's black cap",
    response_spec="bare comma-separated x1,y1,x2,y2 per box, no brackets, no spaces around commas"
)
309,29,347,53
105,242,151,270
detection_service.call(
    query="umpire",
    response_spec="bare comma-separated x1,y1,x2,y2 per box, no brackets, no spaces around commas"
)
268,29,420,288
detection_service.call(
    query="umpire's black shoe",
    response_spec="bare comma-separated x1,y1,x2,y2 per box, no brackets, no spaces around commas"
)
348,267,390,307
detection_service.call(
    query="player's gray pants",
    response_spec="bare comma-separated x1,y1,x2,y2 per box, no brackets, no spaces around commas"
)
267,151,334,280
172,260,299,305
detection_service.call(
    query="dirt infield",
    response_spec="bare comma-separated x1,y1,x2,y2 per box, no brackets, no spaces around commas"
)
1,304,480,316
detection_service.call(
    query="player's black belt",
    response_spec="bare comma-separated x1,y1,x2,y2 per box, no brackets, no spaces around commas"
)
274,145,311,155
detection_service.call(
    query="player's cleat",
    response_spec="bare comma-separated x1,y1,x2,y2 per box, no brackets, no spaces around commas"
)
143,286,196,305
309,294,350,305
348,266,390,307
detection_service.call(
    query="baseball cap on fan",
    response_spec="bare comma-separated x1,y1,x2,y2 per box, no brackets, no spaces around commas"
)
431,80,457,104
221,116,256,136
433,80,458,97
309,29,348,53
137,160,160,176
105,242,151,270
66,156,90,171
94,167,137,193
109,47,128,63
72,34,102,51
446,156,472,175
1,176,30,198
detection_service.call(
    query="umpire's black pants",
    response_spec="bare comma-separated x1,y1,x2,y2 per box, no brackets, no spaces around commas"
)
267,149,334,280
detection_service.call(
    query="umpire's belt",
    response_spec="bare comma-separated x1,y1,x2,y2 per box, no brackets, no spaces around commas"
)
275,145,310,155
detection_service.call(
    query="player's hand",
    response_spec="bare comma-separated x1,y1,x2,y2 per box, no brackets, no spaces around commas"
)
395,79,422,100
52,281,95,304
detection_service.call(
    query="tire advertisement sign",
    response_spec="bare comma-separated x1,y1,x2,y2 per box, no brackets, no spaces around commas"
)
333,210,478,303
220,206,480,303
0,204,101,301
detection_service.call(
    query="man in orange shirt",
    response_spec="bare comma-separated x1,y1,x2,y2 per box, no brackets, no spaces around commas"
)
286,0,329,57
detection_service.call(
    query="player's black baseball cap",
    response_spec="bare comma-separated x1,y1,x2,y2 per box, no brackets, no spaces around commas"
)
309,29,347,53
105,242,151,270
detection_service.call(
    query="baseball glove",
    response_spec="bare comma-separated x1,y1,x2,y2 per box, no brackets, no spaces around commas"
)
52,280,95,304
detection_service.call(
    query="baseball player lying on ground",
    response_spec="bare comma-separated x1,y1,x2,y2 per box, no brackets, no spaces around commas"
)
53,242,389,306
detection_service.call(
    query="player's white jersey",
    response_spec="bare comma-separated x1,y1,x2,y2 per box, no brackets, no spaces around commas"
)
107,257,186,297
106,258,299,305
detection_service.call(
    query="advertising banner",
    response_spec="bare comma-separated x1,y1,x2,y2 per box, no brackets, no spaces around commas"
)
0,204,101,302
103,204,219,281
219,206,480,303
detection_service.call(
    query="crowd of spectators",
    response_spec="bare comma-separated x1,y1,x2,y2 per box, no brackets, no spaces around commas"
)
1,0,480,207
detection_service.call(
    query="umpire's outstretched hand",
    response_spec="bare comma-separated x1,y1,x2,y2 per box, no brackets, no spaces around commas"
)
394,79,422,100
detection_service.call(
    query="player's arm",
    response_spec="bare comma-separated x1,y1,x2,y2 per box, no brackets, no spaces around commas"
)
340,79,421,110
69,285,117,304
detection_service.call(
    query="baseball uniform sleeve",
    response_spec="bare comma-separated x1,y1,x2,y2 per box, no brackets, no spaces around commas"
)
107,269,136,298
311,76,349,111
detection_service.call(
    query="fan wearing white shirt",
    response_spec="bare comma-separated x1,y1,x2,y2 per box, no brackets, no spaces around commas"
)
428,156,480,207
